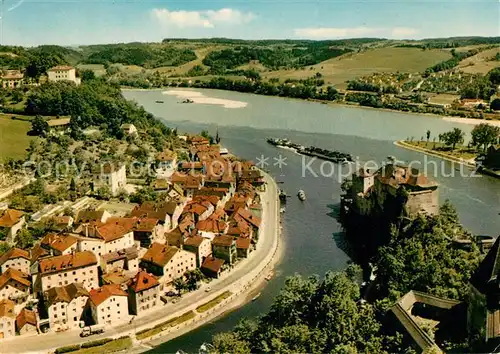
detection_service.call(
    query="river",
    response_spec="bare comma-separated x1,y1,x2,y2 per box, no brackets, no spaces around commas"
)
123,88,500,353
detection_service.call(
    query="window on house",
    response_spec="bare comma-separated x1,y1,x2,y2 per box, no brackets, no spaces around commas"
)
74,317,77,321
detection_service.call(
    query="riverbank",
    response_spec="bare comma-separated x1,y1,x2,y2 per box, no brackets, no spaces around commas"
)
130,170,283,352
395,140,477,168
0,170,282,354
122,87,500,127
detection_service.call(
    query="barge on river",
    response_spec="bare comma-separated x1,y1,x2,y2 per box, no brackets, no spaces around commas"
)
267,138,353,164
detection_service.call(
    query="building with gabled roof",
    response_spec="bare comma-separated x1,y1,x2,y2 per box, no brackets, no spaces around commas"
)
100,246,139,274
92,163,127,197
1,70,24,89
0,209,25,244
196,218,227,241
0,268,31,304
0,299,16,339
44,283,89,331
40,233,78,256
140,243,196,289
47,65,81,85
89,284,128,325
236,237,252,258
201,256,225,279
212,235,237,265
37,251,98,292
183,236,212,268
121,123,137,136
0,247,30,274
16,307,38,335
127,270,159,315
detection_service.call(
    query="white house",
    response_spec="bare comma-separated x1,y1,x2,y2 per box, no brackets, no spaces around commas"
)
140,243,197,289
0,269,31,304
92,163,127,197
47,66,81,85
40,234,78,256
0,209,26,245
44,283,89,331
127,271,159,315
0,248,30,274
89,284,128,326
37,251,98,292
1,70,24,89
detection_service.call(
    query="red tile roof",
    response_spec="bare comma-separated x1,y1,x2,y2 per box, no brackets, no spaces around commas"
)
41,233,78,253
196,219,226,233
235,208,261,228
39,251,97,275
134,218,159,232
90,284,127,307
128,270,159,293
201,257,225,273
156,149,176,162
96,218,135,242
0,268,30,289
142,243,178,267
236,237,251,250
30,244,49,263
183,235,206,248
212,235,235,247
0,247,29,265
16,308,37,331
183,202,209,217
0,209,24,228
45,283,89,306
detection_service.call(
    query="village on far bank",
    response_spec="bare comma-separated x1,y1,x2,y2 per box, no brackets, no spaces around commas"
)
0,101,268,340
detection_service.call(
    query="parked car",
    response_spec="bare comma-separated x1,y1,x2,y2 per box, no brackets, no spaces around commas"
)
166,291,177,297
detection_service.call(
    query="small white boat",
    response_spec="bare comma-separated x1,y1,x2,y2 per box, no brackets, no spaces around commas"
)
297,190,306,201
252,292,261,301
280,207,286,213
265,271,273,281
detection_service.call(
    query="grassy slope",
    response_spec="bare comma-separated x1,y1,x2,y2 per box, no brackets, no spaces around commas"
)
0,114,33,162
151,45,225,76
456,47,500,74
263,47,452,88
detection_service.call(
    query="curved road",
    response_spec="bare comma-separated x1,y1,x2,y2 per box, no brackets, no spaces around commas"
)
0,173,279,354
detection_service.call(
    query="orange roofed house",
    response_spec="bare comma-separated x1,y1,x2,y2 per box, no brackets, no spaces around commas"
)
0,247,30,274
127,270,160,315
0,209,26,244
43,283,89,331
140,242,196,290
40,233,78,257
35,251,98,292
16,308,38,335
89,284,129,326
47,65,81,85
0,268,31,304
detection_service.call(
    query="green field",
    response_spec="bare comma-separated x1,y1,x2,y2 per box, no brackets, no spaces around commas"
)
457,47,500,74
263,47,452,88
196,291,232,313
0,114,34,162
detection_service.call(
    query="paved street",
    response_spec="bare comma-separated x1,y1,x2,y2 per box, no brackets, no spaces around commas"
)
0,173,279,354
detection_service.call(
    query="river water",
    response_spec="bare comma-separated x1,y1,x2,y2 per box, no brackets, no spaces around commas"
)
123,88,500,353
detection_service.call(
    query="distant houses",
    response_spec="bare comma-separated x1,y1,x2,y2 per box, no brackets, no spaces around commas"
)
0,70,24,89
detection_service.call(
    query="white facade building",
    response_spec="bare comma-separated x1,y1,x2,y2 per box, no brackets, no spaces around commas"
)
47,66,81,85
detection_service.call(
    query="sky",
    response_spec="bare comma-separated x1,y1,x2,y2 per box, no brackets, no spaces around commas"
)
0,0,499,46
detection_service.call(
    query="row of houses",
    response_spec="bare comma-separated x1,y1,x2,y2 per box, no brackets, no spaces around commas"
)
0,135,265,339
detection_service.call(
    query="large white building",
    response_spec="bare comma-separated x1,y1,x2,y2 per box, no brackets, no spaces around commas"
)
89,284,128,326
47,66,81,85
92,164,127,197
44,283,89,331
36,251,98,292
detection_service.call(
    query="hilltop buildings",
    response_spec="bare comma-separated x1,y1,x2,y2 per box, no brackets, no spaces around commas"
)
47,66,81,86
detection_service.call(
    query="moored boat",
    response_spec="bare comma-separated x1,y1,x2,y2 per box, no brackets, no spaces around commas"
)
279,189,288,202
252,292,261,301
155,100,164,103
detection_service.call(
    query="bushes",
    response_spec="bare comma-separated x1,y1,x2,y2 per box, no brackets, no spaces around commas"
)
80,338,113,348
55,345,81,354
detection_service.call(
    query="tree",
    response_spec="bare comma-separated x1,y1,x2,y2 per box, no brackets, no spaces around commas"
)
471,123,500,151
173,277,187,295
31,115,49,136
426,130,431,143
15,229,34,249
491,98,500,111
185,269,204,291
440,128,465,150
80,69,96,82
